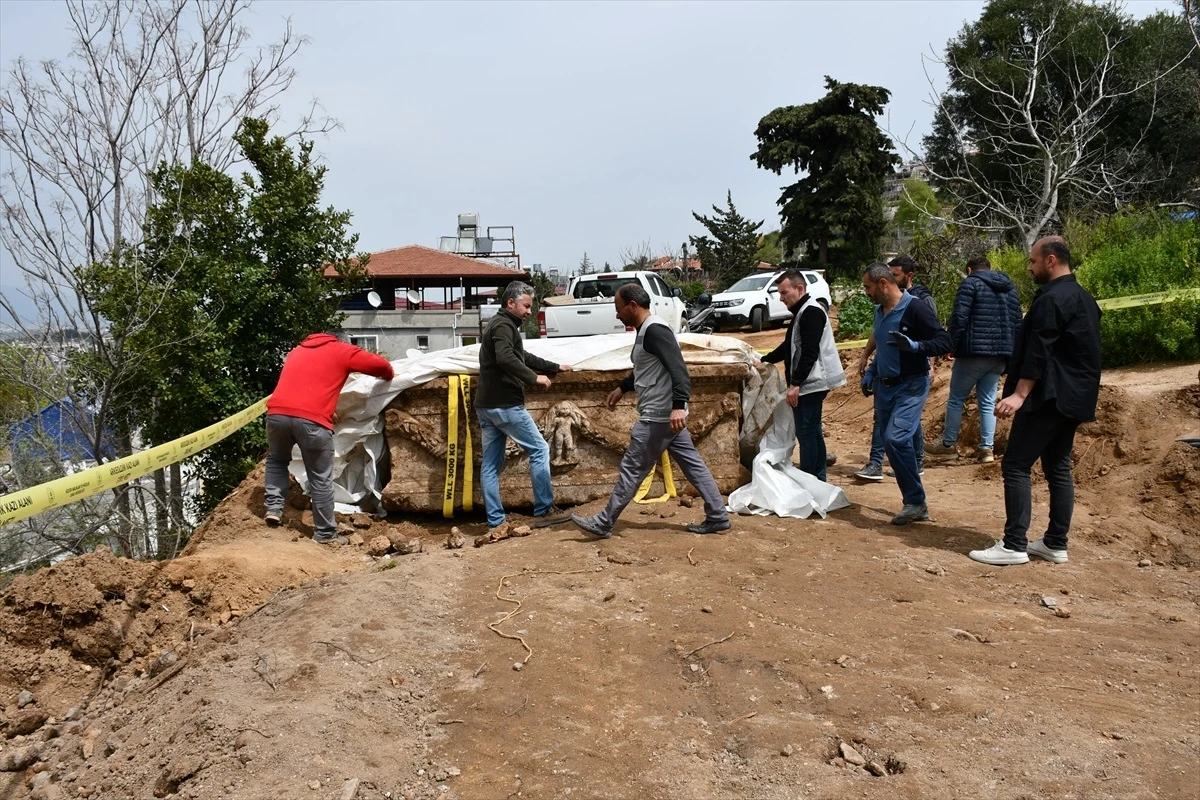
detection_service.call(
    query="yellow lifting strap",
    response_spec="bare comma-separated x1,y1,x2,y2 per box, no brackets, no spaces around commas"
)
633,451,677,504
459,375,473,513
443,374,474,518
443,376,460,517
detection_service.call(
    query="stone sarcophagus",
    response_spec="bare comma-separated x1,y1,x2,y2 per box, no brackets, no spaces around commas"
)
380,364,749,514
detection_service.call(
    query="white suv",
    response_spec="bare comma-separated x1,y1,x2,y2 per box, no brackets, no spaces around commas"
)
709,269,831,332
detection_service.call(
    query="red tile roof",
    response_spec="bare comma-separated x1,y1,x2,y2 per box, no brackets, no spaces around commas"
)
324,245,527,279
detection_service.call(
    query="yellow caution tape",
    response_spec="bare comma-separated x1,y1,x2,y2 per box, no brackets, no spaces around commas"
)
1095,287,1200,311
633,451,677,504
0,398,268,527
459,375,473,513
443,376,460,518
755,288,1200,357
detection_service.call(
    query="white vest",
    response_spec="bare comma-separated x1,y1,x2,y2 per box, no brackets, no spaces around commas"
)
794,303,847,396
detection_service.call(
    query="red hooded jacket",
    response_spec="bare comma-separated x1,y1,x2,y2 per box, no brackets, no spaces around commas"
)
266,333,395,429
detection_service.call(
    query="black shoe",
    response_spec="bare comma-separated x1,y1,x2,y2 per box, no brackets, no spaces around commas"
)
686,519,732,535
536,504,566,518
570,514,613,539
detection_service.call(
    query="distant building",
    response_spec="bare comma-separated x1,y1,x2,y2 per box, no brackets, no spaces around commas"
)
884,160,930,202
648,256,704,279
325,245,529,356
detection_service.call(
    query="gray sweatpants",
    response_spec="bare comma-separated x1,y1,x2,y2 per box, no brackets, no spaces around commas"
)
597,419,728,528
265,414,337,539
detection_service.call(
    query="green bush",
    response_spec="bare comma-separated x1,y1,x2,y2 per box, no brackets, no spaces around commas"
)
834,289,875,341
991,211,1200,367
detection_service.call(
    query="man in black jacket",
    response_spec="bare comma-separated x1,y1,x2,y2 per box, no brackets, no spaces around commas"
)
758,271,846,480
477,282,573,534
860,263,953,524
970,237,1101,566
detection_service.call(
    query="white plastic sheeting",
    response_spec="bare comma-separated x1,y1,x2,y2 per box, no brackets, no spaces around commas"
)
726,364,851,519
294,331,849,520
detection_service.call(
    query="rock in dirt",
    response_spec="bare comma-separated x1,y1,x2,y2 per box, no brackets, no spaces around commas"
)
475,523,511,547
445,528,467,549
366,536,392,557
5,709,48,738
347,533,365,546
81,728,102,759
0,743,40,771
781,744,795,757
17,690,35,709
840,742,866,766
351,516,373,530
512,524,532,537
678,496,694,508
606,552,638,565
146,649,177,677
340,777,360,799
866,760,887,777
1138,559,1152,567
1041,596,1058,609
395,537,423,555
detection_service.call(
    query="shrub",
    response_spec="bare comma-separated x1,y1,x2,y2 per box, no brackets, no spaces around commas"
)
834,289,875,341
990,210,1200,367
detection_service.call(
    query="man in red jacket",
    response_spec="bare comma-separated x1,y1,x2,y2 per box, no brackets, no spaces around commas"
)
265,332,395,544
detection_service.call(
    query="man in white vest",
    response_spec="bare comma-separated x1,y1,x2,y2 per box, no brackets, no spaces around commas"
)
757,270,847,480
571,283,731,539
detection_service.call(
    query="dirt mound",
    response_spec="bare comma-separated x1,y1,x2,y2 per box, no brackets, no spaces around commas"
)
2,354,1197,800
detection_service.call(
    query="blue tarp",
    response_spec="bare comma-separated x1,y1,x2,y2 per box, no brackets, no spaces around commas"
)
8,397,114,462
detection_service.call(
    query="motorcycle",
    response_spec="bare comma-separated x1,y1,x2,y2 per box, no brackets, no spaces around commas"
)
685,293,715,334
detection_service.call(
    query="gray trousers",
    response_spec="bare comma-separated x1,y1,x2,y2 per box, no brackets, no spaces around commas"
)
598,419,728,528
265,414,337,539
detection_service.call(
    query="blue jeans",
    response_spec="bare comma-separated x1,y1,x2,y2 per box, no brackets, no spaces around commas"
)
793,390,828,481
874,375,930,506
478,405,554,528
869,409,923,468
943,356,1007,449
265,414,336,539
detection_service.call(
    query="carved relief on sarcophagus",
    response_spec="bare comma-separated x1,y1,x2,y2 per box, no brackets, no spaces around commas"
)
379,364,749,514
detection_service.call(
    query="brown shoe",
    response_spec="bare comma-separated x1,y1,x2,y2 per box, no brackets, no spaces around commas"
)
924,442,958,458
977,448,995,463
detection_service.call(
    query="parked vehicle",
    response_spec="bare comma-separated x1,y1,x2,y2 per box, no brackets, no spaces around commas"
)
709,269,831,332
537,271,687,337
686,293,716,333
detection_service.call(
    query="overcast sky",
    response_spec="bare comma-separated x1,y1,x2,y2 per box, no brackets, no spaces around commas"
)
0,0,1178,323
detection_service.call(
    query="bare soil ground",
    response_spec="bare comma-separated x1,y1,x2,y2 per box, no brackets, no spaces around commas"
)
1,334,1197,800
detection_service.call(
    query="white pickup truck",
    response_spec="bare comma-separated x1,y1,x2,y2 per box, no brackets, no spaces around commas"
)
537,271,688,337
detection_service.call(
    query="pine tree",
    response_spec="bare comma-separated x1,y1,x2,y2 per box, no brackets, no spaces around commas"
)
688,191,764,291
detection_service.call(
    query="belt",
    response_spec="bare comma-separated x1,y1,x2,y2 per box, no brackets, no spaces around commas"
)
880,373,925,387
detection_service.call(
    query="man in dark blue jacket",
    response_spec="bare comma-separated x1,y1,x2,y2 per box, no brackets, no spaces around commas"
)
926,255,1024,463
860,263,953,525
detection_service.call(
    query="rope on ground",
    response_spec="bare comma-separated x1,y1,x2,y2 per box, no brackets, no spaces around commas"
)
488,568,591,664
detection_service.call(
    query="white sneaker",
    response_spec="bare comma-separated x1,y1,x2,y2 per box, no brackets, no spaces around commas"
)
1027,538,1068,564
969,541,1029,565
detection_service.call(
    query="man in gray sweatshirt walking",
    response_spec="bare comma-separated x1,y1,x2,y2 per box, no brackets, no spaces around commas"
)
571,283,730,539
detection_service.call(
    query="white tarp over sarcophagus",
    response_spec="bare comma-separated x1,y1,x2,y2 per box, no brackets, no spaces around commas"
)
290,332,848,520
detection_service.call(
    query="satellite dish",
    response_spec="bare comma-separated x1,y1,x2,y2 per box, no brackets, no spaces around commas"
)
366,290,382,308
405,289,422,306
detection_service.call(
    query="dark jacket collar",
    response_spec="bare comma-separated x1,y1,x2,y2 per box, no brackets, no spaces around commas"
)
788,294,814,314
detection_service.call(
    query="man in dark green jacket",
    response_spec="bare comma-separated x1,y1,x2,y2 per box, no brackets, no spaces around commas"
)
477,282,572,533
